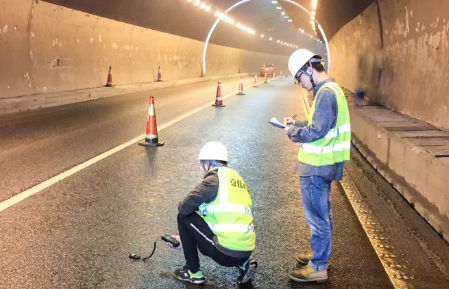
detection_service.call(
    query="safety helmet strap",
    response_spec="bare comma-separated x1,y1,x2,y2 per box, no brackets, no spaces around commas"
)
295,57,323,88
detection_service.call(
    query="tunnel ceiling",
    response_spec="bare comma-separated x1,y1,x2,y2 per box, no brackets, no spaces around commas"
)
43,0,373,55
279,0,375,41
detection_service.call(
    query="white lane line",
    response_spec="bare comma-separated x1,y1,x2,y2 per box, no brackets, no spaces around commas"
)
0,78,281,213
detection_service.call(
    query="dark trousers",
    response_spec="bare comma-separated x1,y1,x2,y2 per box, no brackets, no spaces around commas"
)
177,213,248,273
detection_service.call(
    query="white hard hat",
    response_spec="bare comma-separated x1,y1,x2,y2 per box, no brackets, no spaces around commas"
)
198,141,229,162
288,49,316,77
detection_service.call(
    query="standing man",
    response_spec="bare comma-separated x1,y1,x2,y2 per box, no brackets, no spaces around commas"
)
284,49,351,283
174,141,257,285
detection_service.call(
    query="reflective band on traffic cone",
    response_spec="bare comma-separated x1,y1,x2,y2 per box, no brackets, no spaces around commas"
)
253,74,259,88
105,66,113,87
139,97,164,147
212,80,225,107
157,66,162,82
236,76,245,95
264,73,268,84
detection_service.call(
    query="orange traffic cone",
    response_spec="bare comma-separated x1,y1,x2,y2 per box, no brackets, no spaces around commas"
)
236,77,245,95
253,74,259,88
157,66,162,82
212,80,225,107
272,72,276,79
280,71,283,77
105,66,113,87
264,73,268,84
139,97,164,147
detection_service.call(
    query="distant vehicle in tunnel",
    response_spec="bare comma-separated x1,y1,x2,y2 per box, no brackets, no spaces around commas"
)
260,64,276,77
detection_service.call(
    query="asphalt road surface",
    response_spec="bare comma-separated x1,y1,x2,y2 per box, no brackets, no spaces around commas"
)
1,76,447,288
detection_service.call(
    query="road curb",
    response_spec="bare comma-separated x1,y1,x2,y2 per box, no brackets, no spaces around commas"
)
0,73,250,116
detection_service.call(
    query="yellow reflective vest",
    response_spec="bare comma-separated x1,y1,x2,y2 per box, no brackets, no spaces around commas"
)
199,167,255,251
297,82,351,166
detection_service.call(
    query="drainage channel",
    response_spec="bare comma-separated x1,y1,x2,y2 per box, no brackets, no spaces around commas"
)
340,146,449,289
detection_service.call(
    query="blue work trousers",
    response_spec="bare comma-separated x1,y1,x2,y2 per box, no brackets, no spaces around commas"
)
300,176,333,271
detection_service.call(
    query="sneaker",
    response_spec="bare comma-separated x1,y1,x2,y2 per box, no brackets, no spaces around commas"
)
295,252,312,265
237,258,258,284
288,265,328,283
174,268,205,284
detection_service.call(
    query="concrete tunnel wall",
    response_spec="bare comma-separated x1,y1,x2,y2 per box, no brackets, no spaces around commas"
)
329,0,449,236
0,0,289,99
330,0,449,132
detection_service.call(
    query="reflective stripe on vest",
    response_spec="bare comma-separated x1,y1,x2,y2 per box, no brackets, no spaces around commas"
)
200,204,253,218
324,124,351,139
207,224,255,233
297,82,351,166
301,141,351,155
199,167,255,251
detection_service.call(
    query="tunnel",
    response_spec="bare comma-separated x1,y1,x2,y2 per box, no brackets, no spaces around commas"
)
1,0,449,288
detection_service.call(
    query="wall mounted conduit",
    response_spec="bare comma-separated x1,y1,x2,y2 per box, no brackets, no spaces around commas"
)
202,0,331,74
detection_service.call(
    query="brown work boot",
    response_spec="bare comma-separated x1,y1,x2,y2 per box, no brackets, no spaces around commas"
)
295,252,312,265
288,265,328,283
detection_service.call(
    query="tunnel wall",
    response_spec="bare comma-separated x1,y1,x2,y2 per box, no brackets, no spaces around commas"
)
329,0,449,131
0,0,288,99
329,1,449,235
328,2,383,102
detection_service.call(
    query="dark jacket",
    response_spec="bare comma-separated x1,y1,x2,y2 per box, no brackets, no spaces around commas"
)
178,169,219,216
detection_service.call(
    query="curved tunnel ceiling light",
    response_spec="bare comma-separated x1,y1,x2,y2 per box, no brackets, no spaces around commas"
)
237,23,255,34
202,0,330,73
282,0,330,70
194,0,200,6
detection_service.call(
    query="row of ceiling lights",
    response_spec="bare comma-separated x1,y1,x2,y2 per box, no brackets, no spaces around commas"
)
310,0,317,34
272,0,323,44
260,34,299,48
186,0,300,49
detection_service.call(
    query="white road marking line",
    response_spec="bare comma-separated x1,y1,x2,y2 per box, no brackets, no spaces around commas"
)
0,78,280,213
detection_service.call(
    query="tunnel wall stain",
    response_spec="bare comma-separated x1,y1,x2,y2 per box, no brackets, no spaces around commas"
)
328,2,383,102
329,0,449,233
0,0,288,99
330,0,449,131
